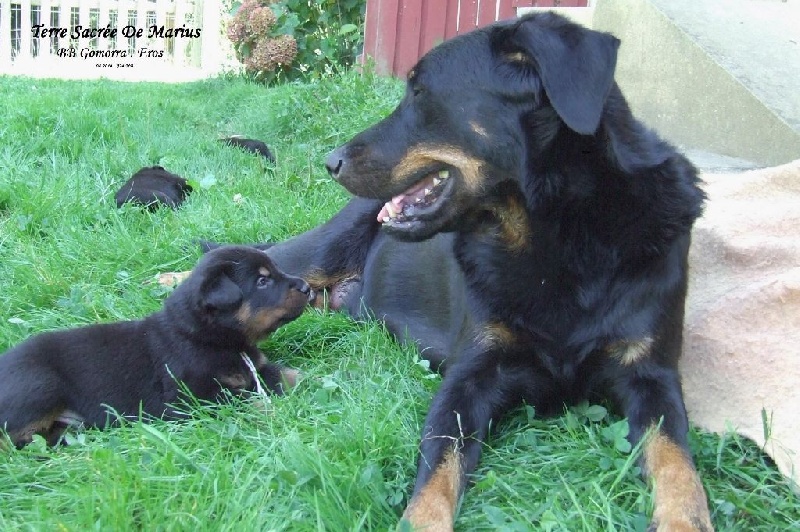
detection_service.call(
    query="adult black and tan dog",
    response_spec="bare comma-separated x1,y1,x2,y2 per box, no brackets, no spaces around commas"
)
215,13,712,531
0,246,313,449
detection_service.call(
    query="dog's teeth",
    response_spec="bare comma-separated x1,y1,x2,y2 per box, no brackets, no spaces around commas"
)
382,216,390,223
415,197,423,203
387,204,398,218
433,177,441,186
438,170,450,180
424,188,432,196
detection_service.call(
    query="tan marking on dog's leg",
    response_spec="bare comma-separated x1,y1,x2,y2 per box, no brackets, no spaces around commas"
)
303,269,361,311
157,270,192,287
392,145,486,193
402,448,462,531
644,429,713,531
608,337,654,366
475,322,516,350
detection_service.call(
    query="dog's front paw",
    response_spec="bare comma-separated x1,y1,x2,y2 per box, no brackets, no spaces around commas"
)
647,514,714,532
400,496,455,532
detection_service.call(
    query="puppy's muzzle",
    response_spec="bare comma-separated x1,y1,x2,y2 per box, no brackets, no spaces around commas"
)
293,278,316,305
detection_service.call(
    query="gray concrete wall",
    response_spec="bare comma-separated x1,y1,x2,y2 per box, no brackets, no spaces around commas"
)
590,0,800,167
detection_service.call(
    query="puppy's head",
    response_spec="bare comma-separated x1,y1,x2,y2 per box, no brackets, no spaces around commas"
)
171,246,314,344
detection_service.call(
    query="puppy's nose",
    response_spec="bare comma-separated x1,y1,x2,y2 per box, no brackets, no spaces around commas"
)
293,279,315,303
325,147,345,179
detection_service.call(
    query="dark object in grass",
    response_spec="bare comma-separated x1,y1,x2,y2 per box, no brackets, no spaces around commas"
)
206,12,713,531
220,136,276,163
115,166,192,210
0,246,314,449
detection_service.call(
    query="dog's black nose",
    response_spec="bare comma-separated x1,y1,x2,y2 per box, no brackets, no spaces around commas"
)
325,147,345,179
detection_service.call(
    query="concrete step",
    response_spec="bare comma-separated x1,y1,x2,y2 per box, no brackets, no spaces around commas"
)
592,0,800,168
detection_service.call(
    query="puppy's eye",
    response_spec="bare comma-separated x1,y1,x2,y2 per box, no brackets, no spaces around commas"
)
256,276,273,288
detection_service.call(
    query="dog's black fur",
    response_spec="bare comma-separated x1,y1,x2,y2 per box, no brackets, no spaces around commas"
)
0,246,313,449
213,13,713,530
115,165,192,210
220,136,276,164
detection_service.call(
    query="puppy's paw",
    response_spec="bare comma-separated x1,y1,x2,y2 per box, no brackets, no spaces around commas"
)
280,368,302,389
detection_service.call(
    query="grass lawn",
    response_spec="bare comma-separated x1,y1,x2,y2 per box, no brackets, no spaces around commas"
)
0,72,797,531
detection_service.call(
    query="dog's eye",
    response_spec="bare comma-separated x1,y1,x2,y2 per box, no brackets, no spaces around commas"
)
256,275,273,288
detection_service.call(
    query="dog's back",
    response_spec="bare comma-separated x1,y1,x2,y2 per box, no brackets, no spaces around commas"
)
0,318,167,445
115,166,192,210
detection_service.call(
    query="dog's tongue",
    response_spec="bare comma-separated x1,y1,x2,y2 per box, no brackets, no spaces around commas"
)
376,177,433,222
377,195,406,221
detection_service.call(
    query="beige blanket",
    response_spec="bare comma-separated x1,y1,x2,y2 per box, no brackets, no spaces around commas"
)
682,159,800,486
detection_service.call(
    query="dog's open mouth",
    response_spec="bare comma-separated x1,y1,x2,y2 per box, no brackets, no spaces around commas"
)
377,169,452,226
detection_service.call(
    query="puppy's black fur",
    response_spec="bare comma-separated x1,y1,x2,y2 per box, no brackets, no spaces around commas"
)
212,13,713,531
115,165,192,210
220,136,276,163
0,246,313,448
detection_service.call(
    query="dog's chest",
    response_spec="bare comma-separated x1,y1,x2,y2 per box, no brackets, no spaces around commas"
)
458,233,656,354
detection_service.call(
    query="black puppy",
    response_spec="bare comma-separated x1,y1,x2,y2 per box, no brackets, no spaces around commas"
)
0,246,314,448
220,136,276,164
115,165,192,210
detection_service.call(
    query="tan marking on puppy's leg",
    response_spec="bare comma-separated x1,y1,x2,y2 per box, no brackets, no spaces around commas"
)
218,373,249,390
607,337,654,366
280,368,301,389
7,409,65,448
392,145,486,193
644,429,713,532
402,448,462,531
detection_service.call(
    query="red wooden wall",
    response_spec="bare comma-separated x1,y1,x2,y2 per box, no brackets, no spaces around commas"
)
363,0,589,77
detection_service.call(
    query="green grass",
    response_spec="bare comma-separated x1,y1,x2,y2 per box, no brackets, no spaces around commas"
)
0,72,797,531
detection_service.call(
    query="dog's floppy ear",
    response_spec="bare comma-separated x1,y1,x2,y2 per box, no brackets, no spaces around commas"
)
507,15,620,135
199,263,243,312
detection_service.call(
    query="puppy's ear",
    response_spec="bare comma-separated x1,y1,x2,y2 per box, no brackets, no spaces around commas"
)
199,265,243,312
505,15,619,135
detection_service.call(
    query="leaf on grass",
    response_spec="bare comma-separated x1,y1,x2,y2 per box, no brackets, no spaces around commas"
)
584,404,608,422
187,173,218,190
